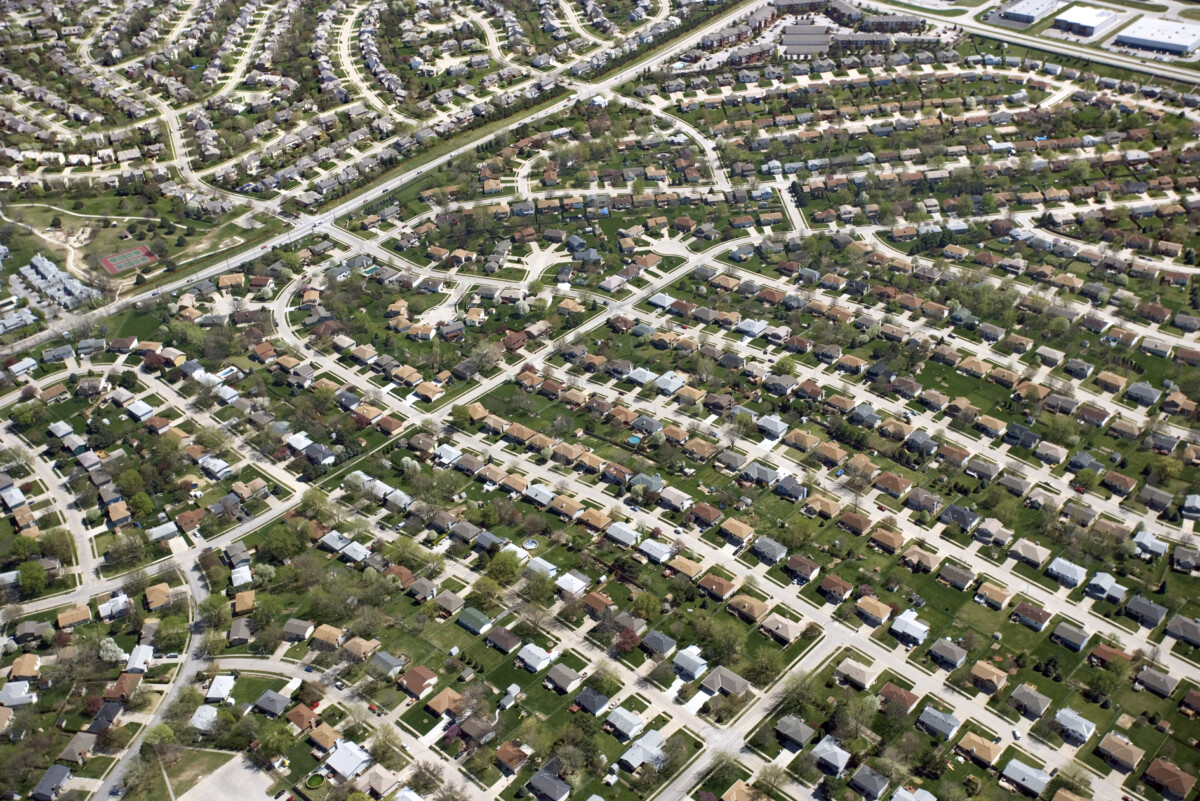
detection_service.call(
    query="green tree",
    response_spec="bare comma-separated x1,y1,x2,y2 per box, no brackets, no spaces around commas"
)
17,561,46,597
155,616,189,653
198,594,232,629
486,550,523,585
116,468,146,497
129,492,155,519
1073,469,1097,490
521,570,556,607
449,404,471,429
631,590,660,621
466,576,503,610
142,723,176,757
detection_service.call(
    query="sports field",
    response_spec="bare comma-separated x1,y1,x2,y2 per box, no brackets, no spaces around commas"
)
100,245,157,275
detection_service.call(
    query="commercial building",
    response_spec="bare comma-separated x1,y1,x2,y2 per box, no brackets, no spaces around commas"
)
1053,5,1119,36
1000,0,1059,24
1115,18,1200,55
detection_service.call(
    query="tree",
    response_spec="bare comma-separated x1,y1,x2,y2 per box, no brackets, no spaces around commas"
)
299,488,332,522
706,751,739,787
142,723,177,757
17,561,46,597
521,570,556,607
155,616,189,653
744,648,784,687
369,728,408,771
465,577,503,610
409,761,443,794
631,590,660,621
199,630,227,657
129,492,155,519
615,627,641,655
449,405,471,429
486,550,523,585
198,594,232,629
1073,468,1097,491
650,659,675,686
758,764,788,797
105,725,134,750
99,637,125,663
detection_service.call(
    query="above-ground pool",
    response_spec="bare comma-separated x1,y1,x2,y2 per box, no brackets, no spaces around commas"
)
628,435,642,445
523,539,538,550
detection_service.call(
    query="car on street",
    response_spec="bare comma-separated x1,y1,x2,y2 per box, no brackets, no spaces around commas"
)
1012,730,1020,740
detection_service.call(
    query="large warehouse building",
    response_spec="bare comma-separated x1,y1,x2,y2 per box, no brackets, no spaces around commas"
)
1115,18,1200,54
1052,5,1119,37
999,0,1060,24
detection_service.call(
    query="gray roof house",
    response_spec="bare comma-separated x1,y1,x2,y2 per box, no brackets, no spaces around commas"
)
813,735,851,776
254,689,290,717
753,536,787,564
918,707,961,740
850,765,890,800
1002,759,1051,796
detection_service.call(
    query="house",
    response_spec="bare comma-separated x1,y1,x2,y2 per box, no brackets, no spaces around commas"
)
813,735,851,776
400,666,438,698
1010,684,1052,718
1055,708,1096,743
1098,732,1145,772
957,733,1004,767
1052,622,1090,652
674,644,708,680
1002,760,1052,797
255,690,291,718
851,765,890,800
970,661,1008,694
918,707,961,740
835,658,875,690
607,707,645,740
775,715,814,748
517,643,556,672
930,639,967,670
1012,602,1052,632
545,664,582,694
1145,759,1197,800
889,609,929,645
1137,667,1179,698
1126,594,1168,628
30,766,71,801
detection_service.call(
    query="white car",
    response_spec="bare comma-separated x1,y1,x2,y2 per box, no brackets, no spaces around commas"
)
1012,730,1021,740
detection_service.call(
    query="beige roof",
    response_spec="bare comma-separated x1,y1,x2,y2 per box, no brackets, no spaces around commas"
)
856,596,892,621
722,780,767,801
721,518,753,539
234,590,255,615
10,653,39,679
310,722,341,751
970,661,1008,689
760,613,804,642
57,605,91,628
728,594,769,621
976,582,1009,605
957,732,1004,765
312,624,344,646
426,686,464,715
669,556,703,578
1098,732,1145,768
145,582,171,609
344,637,380,660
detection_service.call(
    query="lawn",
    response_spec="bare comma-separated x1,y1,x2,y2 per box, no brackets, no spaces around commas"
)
163,749,236,796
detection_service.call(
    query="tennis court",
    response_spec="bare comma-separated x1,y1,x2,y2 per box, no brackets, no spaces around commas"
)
100,245,157,275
